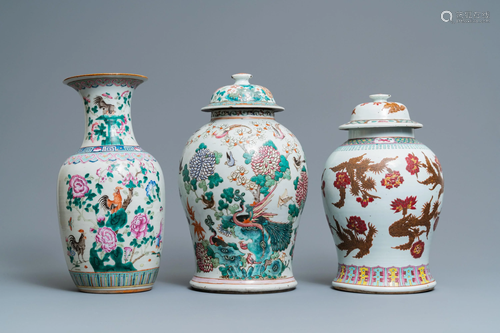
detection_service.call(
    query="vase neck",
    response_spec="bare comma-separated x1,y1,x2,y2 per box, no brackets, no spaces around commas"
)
66,77,143,148
210,109,276,121
348,127,415,139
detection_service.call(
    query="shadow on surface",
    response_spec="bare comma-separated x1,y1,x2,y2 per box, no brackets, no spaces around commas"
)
296,274,333,287
13,270,77,292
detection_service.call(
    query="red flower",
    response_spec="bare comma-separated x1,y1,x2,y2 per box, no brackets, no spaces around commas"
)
334,172,351,189
391,196,417,214
406,153,420,175
410,240,425,258
356,197,374,207
381,171,404,189
346,216,368,235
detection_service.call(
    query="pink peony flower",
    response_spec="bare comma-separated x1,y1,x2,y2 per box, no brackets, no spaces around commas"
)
122,172,138,186
89,227,95,233
97,215,106,223
69,175,89,198
251,145,281,177
95,227,117,253
296,171,308,207
130,213,150,239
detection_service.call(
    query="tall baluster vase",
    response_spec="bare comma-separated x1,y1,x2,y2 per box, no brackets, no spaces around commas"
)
178,74,308,292
57,73,165,293
322,94,444,294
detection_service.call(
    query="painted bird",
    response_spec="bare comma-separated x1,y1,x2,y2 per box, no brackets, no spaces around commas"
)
99,186,123,214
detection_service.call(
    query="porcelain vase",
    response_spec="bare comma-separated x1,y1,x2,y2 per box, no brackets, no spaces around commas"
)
178,73,308,292
57,73,165,293
322,94,444,294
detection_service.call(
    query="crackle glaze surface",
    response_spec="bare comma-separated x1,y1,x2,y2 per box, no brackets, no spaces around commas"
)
179,75,307,293
322,95,444,294
57,74,165,293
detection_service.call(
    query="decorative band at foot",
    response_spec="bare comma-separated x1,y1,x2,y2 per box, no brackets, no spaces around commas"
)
334,264,434,287
69,268,159,288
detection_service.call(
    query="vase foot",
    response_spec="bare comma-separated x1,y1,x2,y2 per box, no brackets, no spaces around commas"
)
77,285,153,294
332,281,436,294
190,276,297,293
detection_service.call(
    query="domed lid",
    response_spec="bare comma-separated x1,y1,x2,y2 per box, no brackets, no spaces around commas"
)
201,73,284,111
339,94,422,130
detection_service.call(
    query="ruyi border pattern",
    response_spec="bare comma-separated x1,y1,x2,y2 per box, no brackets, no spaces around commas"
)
210,109,276,118
77,145,144,153
336,138,429,151
335,264,434,287
67,78,144,91
64,151,157,165
70,268,159,288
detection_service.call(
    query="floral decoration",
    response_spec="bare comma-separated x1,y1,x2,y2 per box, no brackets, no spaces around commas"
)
130,213,150,239
405,153,420,175
346,216,368,235
69,175,89,198
333,172,350,189
95,227,118,253
391,196,417,214
410,240,425,259
381,170,404,189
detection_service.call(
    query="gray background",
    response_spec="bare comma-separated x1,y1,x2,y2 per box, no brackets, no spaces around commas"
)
1,0,498,332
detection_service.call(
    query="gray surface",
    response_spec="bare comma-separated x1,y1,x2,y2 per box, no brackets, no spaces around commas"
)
1,0,498,331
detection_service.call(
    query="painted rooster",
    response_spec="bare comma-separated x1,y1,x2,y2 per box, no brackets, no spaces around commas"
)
69,229,86,263
99,186,123,214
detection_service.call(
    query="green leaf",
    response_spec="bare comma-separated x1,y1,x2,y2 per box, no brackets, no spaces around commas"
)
288,204,300,218
184,182,191,194
116,233,125,242
214,151,223,164
293,176,299,190
228,204,240,215
198,180,207,192
92,203,100,214
243,150,255,164
182,165,190,183
208,173,223,189
220,187,234,203
214,211,224,220
195,143,207,152
134,206,145,215
95,183,103,195
263,140,277,150
265,175,276,187
218,199,229,211
190,179,198,191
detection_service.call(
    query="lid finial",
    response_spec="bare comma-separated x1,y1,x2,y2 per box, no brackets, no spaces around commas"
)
369,94,391,103
231,73,252,85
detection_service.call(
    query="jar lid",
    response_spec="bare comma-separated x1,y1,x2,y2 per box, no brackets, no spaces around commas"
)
339,94,422,130
201,73,284,111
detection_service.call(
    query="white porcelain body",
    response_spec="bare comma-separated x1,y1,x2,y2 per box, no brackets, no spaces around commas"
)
57,74,165,293
322,128,444,293
179,109,308,292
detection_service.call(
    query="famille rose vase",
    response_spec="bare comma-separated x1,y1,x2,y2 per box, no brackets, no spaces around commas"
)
57,73,165,293
179,73,308,292
322,94,444,294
